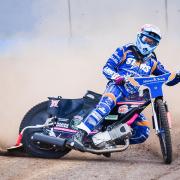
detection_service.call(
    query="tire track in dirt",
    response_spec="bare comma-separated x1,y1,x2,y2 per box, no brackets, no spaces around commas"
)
1,144,180,180
0,154,85,180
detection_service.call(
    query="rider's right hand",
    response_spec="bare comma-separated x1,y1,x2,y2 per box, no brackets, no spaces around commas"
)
115,76,125,85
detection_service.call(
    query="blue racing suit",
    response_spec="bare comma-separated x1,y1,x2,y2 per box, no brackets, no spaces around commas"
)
81,43,179,144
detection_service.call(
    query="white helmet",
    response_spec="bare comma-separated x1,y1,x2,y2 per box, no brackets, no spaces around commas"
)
136,24,162,56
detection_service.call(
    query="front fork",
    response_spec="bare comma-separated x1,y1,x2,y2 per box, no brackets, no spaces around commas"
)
151,99,160,134
151,99,171,134
164,102,172,129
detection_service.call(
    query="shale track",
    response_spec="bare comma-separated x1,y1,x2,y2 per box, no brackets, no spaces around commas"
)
0,143,180,180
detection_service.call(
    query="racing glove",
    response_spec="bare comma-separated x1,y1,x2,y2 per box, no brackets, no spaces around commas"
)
176,71,180,81
166,71,180,86
115,75,139,94
114,76,125,85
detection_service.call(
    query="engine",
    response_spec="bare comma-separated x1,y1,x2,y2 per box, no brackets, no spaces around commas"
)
92,123,132,148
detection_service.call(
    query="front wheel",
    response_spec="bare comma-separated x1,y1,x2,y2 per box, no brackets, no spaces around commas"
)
20,101,71,158
155,99,172,164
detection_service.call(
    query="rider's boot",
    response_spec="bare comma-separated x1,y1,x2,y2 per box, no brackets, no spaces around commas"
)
67,94,116,151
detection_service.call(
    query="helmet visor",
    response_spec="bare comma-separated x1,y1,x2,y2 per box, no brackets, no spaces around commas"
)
141,35,159,47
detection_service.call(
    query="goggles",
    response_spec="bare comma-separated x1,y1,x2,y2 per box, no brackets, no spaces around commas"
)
141,35,159,47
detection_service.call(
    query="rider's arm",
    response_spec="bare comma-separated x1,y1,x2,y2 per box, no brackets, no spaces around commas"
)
166,72,180,86
152,61,179,86
103,47,125,80
152,61,169,75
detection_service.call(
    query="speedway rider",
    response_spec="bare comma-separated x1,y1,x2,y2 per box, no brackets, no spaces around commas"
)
67,24,180,150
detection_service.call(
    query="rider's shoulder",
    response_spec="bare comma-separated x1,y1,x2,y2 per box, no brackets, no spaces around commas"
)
116,43,135,53
123,43,135,51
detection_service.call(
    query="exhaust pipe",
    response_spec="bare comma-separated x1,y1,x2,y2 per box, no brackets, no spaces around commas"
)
31,133,66,148
31,133,129,154
85,138,130,154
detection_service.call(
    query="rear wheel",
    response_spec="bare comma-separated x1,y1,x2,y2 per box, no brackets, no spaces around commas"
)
20,101,71,158
155,99,172,164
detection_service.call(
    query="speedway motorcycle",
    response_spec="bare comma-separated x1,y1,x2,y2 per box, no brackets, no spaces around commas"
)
8,73,176,164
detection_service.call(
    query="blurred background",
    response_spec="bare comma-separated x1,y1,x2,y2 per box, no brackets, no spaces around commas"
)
0,0,179,153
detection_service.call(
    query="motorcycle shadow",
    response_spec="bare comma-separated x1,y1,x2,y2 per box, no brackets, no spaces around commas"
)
61,151,163,165
0,149,163,165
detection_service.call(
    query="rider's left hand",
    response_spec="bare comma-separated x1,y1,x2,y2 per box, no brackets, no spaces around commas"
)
176,71,180,80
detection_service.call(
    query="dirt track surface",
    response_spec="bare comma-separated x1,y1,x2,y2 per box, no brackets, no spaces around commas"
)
1,144,180,180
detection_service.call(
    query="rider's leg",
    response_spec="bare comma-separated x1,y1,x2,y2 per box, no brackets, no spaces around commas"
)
77,84,123,133
67,84,123,149
130,113,150,144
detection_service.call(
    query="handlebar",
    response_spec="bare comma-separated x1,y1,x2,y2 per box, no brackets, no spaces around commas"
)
127,73,172,87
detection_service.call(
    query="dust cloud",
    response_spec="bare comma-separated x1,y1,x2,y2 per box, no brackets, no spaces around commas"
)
0,0,179,160
0,37,109,149
0,1,108,149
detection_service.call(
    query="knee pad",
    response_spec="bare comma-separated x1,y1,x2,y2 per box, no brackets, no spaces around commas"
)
132,114,150,129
